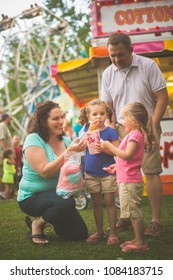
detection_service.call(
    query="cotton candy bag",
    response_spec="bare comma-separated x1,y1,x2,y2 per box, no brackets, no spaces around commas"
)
56,151,84,199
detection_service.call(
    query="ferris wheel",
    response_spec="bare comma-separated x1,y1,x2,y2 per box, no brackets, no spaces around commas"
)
0,4,85,138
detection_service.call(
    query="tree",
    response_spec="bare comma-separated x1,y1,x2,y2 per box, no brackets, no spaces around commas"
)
44,0,91,58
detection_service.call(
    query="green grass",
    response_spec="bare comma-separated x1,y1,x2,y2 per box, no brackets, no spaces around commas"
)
0,195,173,260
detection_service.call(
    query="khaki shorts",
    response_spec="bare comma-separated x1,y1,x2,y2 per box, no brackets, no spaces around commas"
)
142,131,162,174
118,182,144,219
116,124,162,175
85,173,117,194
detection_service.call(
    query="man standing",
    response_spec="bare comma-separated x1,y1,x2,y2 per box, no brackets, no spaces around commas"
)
101,33,169,236
0,112,13,197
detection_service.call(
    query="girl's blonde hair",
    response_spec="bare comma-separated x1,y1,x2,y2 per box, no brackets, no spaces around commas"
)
79,99,113,126
121,102,156,145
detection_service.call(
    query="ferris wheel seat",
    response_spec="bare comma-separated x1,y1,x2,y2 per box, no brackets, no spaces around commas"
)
20,7,42,19
49,24,68,36
0,19,15,31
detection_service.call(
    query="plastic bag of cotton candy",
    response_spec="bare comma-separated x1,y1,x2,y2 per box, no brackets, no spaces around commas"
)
56,151,84,199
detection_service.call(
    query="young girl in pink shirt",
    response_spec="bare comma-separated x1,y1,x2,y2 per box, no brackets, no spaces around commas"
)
101,102,156,252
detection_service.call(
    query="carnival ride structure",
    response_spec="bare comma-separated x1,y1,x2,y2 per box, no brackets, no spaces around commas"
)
0,4,84,138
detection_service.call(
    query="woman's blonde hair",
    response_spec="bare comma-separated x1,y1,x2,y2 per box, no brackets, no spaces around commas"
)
121,102,156,145
79,99,113,126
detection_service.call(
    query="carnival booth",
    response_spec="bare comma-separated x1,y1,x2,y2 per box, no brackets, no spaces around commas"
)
51,0,173,194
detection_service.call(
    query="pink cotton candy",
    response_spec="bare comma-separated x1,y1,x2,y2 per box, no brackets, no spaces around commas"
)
56,155,84,199
62,162,80,175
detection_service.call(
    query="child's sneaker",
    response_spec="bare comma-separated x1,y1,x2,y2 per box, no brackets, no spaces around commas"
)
116,218,132,231
145,222,164,236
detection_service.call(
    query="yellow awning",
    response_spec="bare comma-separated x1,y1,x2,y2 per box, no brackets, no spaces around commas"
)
51,42,173,107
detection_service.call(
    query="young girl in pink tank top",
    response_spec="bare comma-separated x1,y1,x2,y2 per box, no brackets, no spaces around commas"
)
101,102,156,252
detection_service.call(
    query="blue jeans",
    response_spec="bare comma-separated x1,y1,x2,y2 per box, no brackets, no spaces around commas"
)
18,190,88,241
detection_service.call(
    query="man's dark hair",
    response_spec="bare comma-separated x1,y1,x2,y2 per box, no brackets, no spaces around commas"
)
107,33,132,50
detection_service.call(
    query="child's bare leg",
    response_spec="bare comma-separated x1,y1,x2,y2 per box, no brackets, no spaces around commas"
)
131,217,146,246
91,192,104,235
86,192,105,243
104,192,118,238
4,184,11,199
